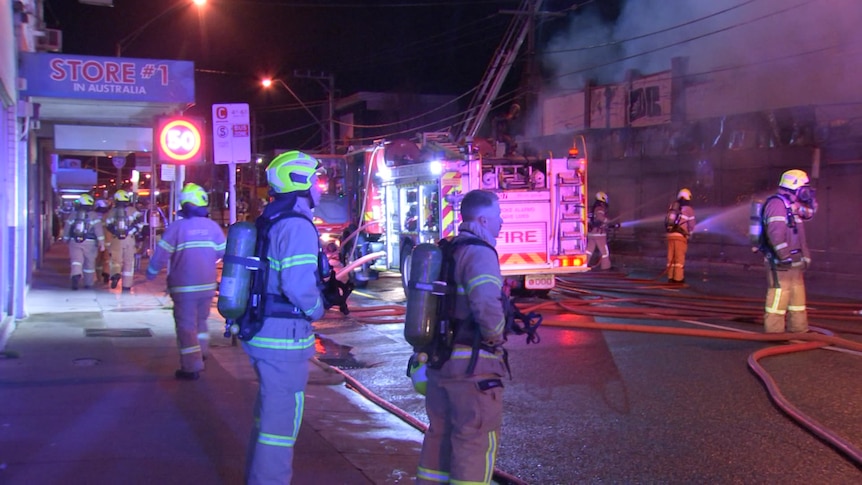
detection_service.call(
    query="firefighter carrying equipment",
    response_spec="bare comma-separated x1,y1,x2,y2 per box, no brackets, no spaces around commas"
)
68,210,95,243
665,201,683,234
220,208,351,341
403,237,542,386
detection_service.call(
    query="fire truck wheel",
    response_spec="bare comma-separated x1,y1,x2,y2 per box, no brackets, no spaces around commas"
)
400,239,415,291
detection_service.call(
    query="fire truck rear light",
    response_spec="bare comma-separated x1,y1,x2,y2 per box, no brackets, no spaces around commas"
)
552,255,584,267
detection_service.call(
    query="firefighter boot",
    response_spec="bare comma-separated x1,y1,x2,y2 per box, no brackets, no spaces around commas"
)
71,275,81,290
110,273,121,289
101,272,110,284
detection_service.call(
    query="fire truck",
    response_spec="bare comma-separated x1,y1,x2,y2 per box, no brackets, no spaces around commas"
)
343,139,590,291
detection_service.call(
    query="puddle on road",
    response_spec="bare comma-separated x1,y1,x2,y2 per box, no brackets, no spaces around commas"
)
315,334,370,369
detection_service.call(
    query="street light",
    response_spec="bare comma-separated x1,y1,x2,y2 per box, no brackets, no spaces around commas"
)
261,77,334,153
115,0,207,57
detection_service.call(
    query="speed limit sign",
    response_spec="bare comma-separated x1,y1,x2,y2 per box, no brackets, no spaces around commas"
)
154,116,206,164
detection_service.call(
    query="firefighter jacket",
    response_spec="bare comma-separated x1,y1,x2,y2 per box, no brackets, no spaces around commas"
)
104,205,144,239
63,208,105,244
450,222,506,349
763,192,811,268
262,197,326,322
147,214,226,298
668,200,696,238
589,201,609,235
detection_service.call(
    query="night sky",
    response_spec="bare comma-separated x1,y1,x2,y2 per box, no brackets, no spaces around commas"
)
43,0,621,151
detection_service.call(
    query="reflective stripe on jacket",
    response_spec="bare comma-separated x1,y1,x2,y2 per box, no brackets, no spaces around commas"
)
147,216,226,295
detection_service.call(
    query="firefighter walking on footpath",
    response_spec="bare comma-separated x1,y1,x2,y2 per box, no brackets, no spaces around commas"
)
416,189,508,485
240,151,328,484
62,194,106,290
760,169,817,333
587,191,613,271
665,188,696,284
146,183,226,380
105,189,144,292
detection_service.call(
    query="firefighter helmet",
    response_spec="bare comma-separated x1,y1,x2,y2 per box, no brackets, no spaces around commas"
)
78,194,95,207
113,189,132,202
596,191,608,203
677,188,692,201
266,151,319,194
778,169,810,191
179,183,208,207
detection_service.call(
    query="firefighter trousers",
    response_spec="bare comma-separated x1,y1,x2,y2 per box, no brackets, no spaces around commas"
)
171,293,212,373
242,317,316,485
666,233,688,282
418,346,506,485
586,233,611,269
764,266,808,333
110,235,137,289
69,239,98,287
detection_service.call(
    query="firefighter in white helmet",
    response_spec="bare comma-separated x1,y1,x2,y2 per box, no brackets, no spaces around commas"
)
146,183,226,379
665,188,696,283
241,151,327,484
105,189,144,292
760,169,817,333
62,194,106,290
587,191,613,271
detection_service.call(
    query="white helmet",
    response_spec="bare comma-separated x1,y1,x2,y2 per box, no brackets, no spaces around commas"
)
595,191,608,203
677,188,692,200
778,169,809,191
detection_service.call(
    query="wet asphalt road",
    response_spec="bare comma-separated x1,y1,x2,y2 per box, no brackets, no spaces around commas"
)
317,271,862,484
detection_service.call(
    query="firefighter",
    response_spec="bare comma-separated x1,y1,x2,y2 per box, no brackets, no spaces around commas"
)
762,169,817,333
146,183,226,380
62,194,106,290
94,198,112,284
417,189,508,485
242,151,327,484
665,188,696,284
587,191,612,270
105,189,144,292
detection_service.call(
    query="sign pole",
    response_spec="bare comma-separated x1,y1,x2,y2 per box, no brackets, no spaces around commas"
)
229,162,237,225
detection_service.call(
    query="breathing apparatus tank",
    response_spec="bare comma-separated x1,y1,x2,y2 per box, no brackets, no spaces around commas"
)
749,199,764,248
403,243,444,349
218,221,259,336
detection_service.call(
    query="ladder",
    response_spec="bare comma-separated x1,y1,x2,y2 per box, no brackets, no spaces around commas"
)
454,0,543,141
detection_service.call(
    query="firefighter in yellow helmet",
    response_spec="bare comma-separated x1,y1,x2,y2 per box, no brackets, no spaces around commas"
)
665,188,696,284
242,151,327,484
761,169,817,333
62,194,106,290
146,183,226,379
105,189,144,292
587,191,613,270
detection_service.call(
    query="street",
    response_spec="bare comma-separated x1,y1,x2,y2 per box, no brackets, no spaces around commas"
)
321,270,862,483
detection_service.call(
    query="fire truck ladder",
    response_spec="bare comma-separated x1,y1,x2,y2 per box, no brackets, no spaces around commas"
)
454,0,543,141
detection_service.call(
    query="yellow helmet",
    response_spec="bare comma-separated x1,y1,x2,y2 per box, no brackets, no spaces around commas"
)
78,194,95,207
595,191,608,203
778,169,809,191
266,151,319,194
677,188,692,201
114,189,132,202
179,183,208,207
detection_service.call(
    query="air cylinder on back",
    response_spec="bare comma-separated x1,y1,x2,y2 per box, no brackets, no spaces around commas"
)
403,243,443,349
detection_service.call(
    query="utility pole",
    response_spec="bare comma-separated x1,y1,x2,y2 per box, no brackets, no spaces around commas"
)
294,70,336,153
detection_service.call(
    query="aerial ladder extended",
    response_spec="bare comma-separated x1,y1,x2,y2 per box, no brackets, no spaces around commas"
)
453,0,543,142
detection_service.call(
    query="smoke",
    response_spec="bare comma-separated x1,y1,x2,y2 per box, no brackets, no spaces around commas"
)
541,0,862,105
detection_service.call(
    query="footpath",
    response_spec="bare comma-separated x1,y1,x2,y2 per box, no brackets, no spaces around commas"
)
0,243,423,485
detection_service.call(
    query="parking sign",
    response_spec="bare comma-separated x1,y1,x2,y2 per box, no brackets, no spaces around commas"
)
212,103,251,164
